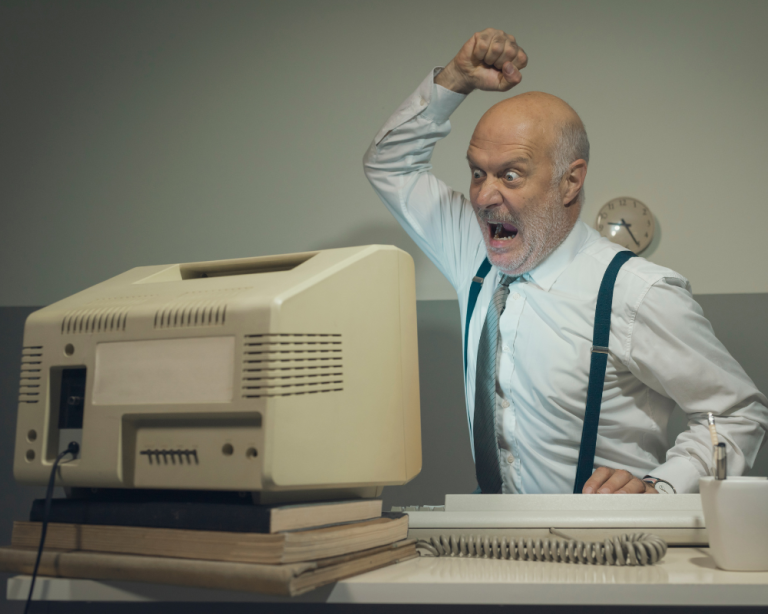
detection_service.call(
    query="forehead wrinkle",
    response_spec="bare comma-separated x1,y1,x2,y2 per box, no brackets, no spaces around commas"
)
471,125,545,163
467,137,537,169
466,152,532,171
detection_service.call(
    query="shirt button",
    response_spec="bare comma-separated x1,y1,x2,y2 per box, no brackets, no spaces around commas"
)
512,293,521,300
419,97,427,106
502,345,510,352
501,400,510,408
507,455,515,463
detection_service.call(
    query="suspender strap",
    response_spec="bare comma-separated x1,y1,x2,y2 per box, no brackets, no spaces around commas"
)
464,257,492,376
573,250,637,494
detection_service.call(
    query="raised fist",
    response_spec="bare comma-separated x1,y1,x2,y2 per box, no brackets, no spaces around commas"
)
436,28,527,94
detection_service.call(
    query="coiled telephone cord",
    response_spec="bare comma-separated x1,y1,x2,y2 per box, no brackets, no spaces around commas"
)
416,528,667,566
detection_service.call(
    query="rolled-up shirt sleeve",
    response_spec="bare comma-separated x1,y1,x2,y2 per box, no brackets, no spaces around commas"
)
362,69,483,291
625,277,768,493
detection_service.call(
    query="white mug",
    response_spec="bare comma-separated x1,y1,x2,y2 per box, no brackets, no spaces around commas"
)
699,476,768,571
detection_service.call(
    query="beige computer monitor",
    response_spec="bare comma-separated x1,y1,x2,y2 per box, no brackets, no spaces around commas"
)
14,245,421,502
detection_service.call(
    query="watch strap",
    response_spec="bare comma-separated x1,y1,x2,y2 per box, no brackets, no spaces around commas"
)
642,475,677,494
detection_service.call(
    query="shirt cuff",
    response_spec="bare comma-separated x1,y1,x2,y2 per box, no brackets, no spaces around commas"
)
421,68,467,124
647,456,705,494
373,68,467,146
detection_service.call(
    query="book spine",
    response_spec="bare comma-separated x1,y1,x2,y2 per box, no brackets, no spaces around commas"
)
29,499,273,533
0,546,307,596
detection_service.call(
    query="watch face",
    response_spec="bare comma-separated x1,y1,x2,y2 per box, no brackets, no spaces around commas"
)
595,197,655,254
654,481,675,494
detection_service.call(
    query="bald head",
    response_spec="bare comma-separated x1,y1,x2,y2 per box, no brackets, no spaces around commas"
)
472,92,589,204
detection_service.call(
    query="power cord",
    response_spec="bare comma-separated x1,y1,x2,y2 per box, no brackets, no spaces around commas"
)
24,442,79,614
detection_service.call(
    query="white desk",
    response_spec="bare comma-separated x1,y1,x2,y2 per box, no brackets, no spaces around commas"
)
7,548,768,607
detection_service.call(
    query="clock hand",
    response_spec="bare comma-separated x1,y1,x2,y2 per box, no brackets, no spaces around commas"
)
621,218,640,246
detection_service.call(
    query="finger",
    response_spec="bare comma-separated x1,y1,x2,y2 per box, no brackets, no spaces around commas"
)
499,63,522,89
492,37,519,70
483,33,508,67
616,478,647,494
582,467,614,494
516,47,528,69
472,31,494,63
597,469,635,494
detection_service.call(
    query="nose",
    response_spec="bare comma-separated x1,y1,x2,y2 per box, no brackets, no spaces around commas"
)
474,178,503,209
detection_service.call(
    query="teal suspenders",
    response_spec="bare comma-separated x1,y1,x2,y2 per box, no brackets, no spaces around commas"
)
464,251,636,494
463,257,492,377
572,250,636,492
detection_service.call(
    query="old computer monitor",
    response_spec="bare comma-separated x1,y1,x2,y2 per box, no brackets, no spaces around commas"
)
14,245,421,503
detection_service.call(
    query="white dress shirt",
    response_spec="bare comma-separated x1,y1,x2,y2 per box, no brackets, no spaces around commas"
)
363,70,768,494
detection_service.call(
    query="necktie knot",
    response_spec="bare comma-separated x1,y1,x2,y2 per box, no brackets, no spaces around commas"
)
499,274,516,288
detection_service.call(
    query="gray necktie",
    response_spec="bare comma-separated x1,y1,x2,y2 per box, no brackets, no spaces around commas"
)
473,274,515,494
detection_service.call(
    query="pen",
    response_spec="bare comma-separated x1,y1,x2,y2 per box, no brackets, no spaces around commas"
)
714,443,727,480
707,412,719,446
708,413,727,480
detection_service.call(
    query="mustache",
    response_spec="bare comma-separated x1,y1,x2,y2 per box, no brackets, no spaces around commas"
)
475,208,522,227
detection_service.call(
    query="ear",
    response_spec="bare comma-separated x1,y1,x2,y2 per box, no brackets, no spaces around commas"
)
562,159,587,207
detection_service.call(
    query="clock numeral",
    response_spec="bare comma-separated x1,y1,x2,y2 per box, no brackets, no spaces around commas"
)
620,199,626,207
633,202,637,208
645,232,649,238
642,207,648,215
598,223,604,231
647,220,651,226
608,203,614,210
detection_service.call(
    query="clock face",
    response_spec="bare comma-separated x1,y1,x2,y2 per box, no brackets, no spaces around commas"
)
595,197,655,254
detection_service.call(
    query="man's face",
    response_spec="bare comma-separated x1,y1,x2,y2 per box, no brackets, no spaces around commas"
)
467,117,574,277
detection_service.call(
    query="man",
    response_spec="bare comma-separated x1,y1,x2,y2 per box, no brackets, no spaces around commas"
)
363,28,768,495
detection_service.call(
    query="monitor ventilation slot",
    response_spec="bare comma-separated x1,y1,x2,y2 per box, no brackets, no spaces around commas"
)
19,346,43,404
154,302,227,329
62,308,128,334
140,449,199,465
242,334,343,398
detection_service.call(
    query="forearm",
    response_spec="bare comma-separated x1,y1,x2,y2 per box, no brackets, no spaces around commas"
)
627,279,768,492
363,70,475,288
434,61,475,94
363,69,465,188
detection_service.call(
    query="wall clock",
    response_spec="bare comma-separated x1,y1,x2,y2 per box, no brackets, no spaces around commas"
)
595,197,655,254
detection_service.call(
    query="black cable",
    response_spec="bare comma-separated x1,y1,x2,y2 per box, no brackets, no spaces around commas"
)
24,441,79,614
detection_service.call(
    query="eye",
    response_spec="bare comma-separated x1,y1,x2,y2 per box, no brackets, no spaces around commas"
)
504,171,520,182
471,169,484,180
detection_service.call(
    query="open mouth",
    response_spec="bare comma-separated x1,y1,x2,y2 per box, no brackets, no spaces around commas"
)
488,222,518,240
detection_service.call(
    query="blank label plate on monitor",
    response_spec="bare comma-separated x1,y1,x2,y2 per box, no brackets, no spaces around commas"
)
92,337,235,405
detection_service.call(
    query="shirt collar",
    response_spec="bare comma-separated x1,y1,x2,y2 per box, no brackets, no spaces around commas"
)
522,220,591,291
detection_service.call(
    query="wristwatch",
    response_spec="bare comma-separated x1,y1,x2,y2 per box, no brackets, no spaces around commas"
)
642,476,677,494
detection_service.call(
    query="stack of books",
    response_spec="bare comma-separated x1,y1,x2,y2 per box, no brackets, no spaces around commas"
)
0,497,414,596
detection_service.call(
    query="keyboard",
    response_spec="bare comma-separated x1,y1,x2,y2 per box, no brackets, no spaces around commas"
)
393,494,707,546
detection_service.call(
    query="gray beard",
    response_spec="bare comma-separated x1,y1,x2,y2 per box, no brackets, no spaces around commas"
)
477,189,575,276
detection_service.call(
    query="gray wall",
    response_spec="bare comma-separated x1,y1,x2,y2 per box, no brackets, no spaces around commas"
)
2,0,768,305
